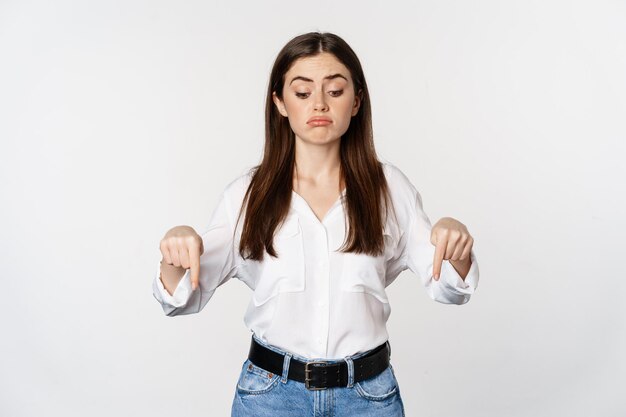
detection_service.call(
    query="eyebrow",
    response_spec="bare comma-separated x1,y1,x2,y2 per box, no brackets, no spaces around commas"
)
289,73,348,86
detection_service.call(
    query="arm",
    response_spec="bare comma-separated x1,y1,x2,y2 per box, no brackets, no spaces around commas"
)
401,188,480,305
152,188,240,316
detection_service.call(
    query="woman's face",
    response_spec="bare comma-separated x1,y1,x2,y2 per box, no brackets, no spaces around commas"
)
273,52,361,146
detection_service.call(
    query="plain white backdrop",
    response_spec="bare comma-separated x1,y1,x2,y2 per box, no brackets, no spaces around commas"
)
1,0,625,416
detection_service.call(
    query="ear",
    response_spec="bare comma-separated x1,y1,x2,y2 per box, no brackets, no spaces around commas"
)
272,91,288,117
351,89,363,117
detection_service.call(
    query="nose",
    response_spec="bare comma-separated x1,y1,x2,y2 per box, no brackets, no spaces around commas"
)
313,91,328,111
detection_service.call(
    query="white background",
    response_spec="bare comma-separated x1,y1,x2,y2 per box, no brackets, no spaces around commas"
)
1,0,625,416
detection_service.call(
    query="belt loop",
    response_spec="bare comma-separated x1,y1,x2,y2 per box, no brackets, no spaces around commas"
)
281,353,292,383
343,356,354,388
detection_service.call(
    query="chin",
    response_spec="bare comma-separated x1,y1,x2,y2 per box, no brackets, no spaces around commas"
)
296,136,339,145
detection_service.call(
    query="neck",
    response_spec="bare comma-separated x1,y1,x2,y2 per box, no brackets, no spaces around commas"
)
293,138,344,190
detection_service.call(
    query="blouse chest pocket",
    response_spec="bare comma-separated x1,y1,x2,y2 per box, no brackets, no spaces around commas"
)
252,214,306,307
339,231,396,304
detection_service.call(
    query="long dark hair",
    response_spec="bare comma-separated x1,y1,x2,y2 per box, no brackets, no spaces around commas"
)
236,31,395,261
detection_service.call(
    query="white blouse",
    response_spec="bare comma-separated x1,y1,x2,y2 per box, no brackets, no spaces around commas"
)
152,161,479,360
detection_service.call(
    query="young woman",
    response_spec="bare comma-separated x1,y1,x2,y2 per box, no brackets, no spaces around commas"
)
153,31,479,417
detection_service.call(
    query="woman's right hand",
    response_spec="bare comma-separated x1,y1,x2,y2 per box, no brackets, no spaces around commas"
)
159,225,204,291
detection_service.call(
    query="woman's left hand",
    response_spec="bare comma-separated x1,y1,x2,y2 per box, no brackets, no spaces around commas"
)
430,217,474,280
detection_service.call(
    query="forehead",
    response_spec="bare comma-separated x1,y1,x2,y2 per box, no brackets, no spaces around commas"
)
285,53,351,82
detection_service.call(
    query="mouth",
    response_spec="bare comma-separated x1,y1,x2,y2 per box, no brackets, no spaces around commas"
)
307,117,332,126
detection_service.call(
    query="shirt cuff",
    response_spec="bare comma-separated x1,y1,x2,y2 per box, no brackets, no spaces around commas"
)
153,260,193,308
439,249,479,295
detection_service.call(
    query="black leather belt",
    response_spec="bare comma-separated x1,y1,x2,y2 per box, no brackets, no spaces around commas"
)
247,336,391,390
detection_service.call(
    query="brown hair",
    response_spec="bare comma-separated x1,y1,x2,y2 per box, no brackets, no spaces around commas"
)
236,31,395,261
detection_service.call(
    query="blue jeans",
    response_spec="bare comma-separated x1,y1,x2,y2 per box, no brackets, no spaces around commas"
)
231,334,406,417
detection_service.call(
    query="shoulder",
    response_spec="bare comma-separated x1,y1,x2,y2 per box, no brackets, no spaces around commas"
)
380,159,420,203
223,165,255,198
216,166,256,221
379,159,424,234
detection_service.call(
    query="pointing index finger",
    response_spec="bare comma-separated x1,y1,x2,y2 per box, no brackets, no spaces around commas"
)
432,239,446,281
188,243,200,291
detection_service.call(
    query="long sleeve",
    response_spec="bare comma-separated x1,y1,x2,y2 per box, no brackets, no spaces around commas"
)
152,188,240,316
400,187,479,305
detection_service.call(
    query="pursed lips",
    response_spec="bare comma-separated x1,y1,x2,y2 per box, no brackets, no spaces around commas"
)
307,117,332,126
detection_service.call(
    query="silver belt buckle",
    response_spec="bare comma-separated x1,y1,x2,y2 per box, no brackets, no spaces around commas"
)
304,360,329,390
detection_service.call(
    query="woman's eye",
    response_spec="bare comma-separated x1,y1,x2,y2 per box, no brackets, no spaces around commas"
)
295,90,343,99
